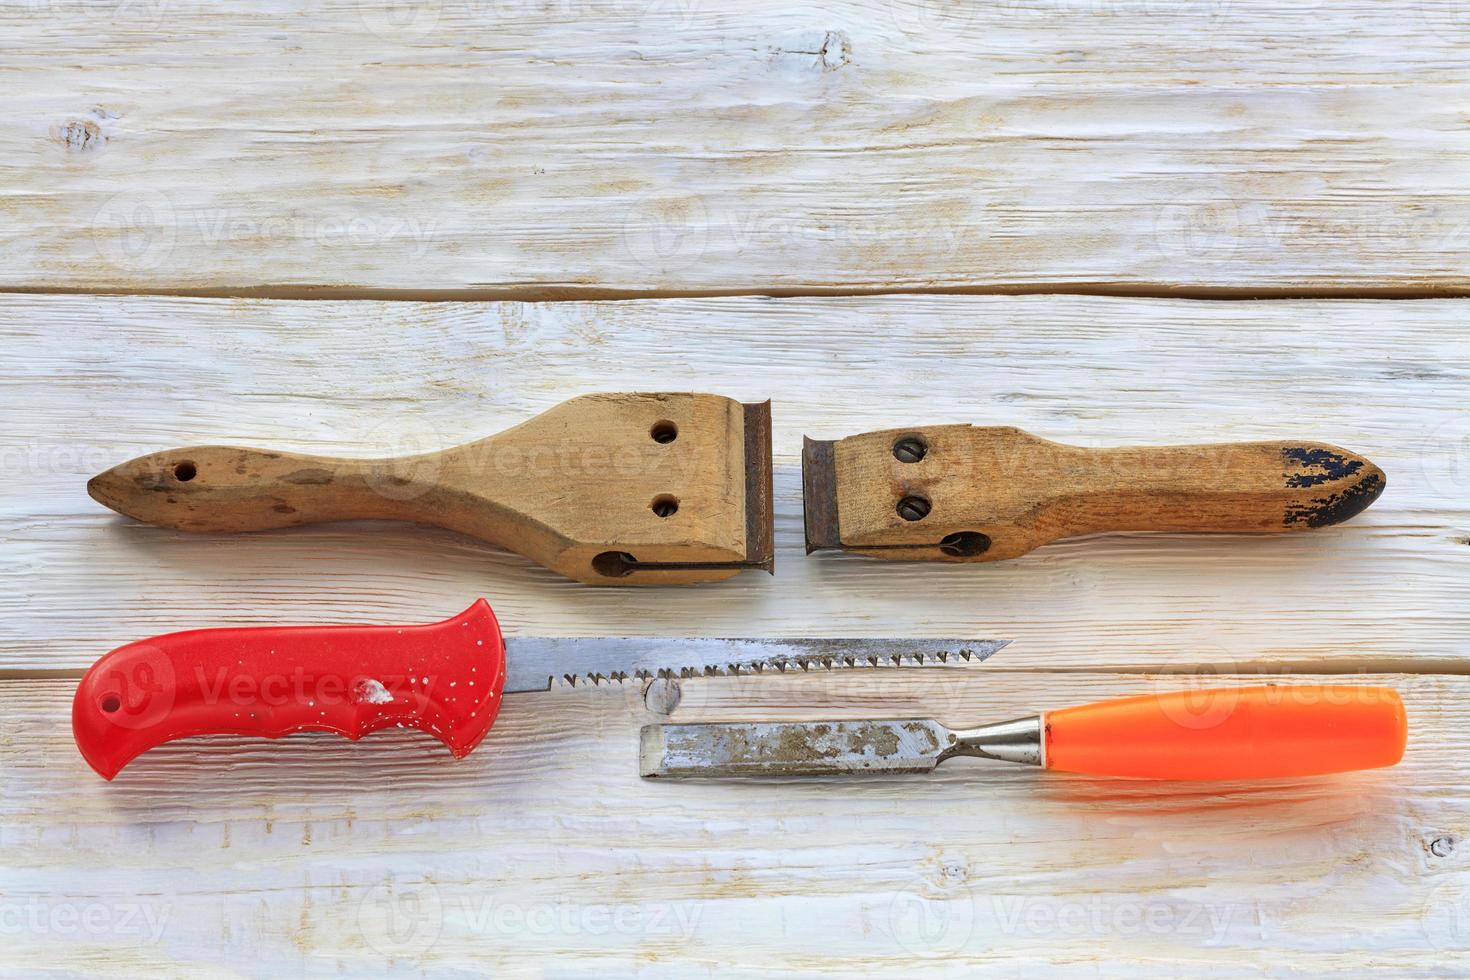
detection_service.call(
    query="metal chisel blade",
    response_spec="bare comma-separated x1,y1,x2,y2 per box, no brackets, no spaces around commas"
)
642,719,952,777
503,637,1009,694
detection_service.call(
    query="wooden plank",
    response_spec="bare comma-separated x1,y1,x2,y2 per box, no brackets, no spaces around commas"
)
4,671,1468,975
1,292,1465,673
4,0,1470,294
5,292,1465,976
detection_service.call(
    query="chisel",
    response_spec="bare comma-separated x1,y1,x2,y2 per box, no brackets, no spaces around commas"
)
641,686,1407,781
72,600,1007,779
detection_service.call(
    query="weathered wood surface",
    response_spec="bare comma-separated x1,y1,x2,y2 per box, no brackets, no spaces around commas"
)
2,293,1464,673
4,671,1469,976
2,292,1468,975
5,0,1470,294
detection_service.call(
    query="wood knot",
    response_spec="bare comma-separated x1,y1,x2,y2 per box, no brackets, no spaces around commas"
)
56,118,104,153
819,30,852,71
770,30,852,72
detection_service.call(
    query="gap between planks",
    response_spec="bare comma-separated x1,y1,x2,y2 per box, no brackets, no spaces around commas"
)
4,284,1470,303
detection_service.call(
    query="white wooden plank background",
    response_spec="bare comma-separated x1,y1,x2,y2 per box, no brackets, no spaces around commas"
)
2,293,1468,975
3,293,1467,672
5,0,1470,294
4,671,1469,977
5,0,1470,972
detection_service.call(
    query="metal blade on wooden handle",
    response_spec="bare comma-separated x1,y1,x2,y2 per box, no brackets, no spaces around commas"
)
803,428,1386,562
86,393,775,586
505,637,1009,693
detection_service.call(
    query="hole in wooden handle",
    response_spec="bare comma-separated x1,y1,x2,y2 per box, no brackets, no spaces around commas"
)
592,551,637,578
939,531,991,557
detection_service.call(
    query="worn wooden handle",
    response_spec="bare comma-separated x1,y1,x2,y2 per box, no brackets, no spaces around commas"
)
804,427,1385,562
88,448,414,528
88,393,774,586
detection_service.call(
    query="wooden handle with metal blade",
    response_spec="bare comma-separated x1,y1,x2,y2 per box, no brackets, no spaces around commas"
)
803,427,1385,561
87,392,774,586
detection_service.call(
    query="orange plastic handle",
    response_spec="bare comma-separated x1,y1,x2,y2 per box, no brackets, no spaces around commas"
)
1044,685,1406,780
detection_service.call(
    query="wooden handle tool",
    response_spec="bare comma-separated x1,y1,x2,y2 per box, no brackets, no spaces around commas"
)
87,393,774,586
803,427,1385,562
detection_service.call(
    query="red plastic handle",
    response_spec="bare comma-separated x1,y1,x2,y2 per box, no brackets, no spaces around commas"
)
1044,685,1406,780
72,600,507,779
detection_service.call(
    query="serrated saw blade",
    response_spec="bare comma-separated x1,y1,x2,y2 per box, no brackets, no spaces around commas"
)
503,637,1009,693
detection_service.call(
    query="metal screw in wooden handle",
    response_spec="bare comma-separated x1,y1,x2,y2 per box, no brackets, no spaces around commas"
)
87,392,774,586
803,426,1385,561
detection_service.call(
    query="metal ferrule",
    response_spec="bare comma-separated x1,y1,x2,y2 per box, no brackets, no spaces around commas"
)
947,714,1044,767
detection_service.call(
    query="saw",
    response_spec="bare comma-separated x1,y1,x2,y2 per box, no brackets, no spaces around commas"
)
641,685,1407,781
71,600,1007,779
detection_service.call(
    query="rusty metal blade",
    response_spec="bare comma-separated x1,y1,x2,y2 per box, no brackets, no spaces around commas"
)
742,400,775,573
641,719,952,777
801,436,839,553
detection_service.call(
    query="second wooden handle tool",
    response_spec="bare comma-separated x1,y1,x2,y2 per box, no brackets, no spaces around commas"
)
803,427,1385,561
87,392,774,586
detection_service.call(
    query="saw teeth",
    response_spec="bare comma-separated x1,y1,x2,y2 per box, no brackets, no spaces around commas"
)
542,647,993,689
